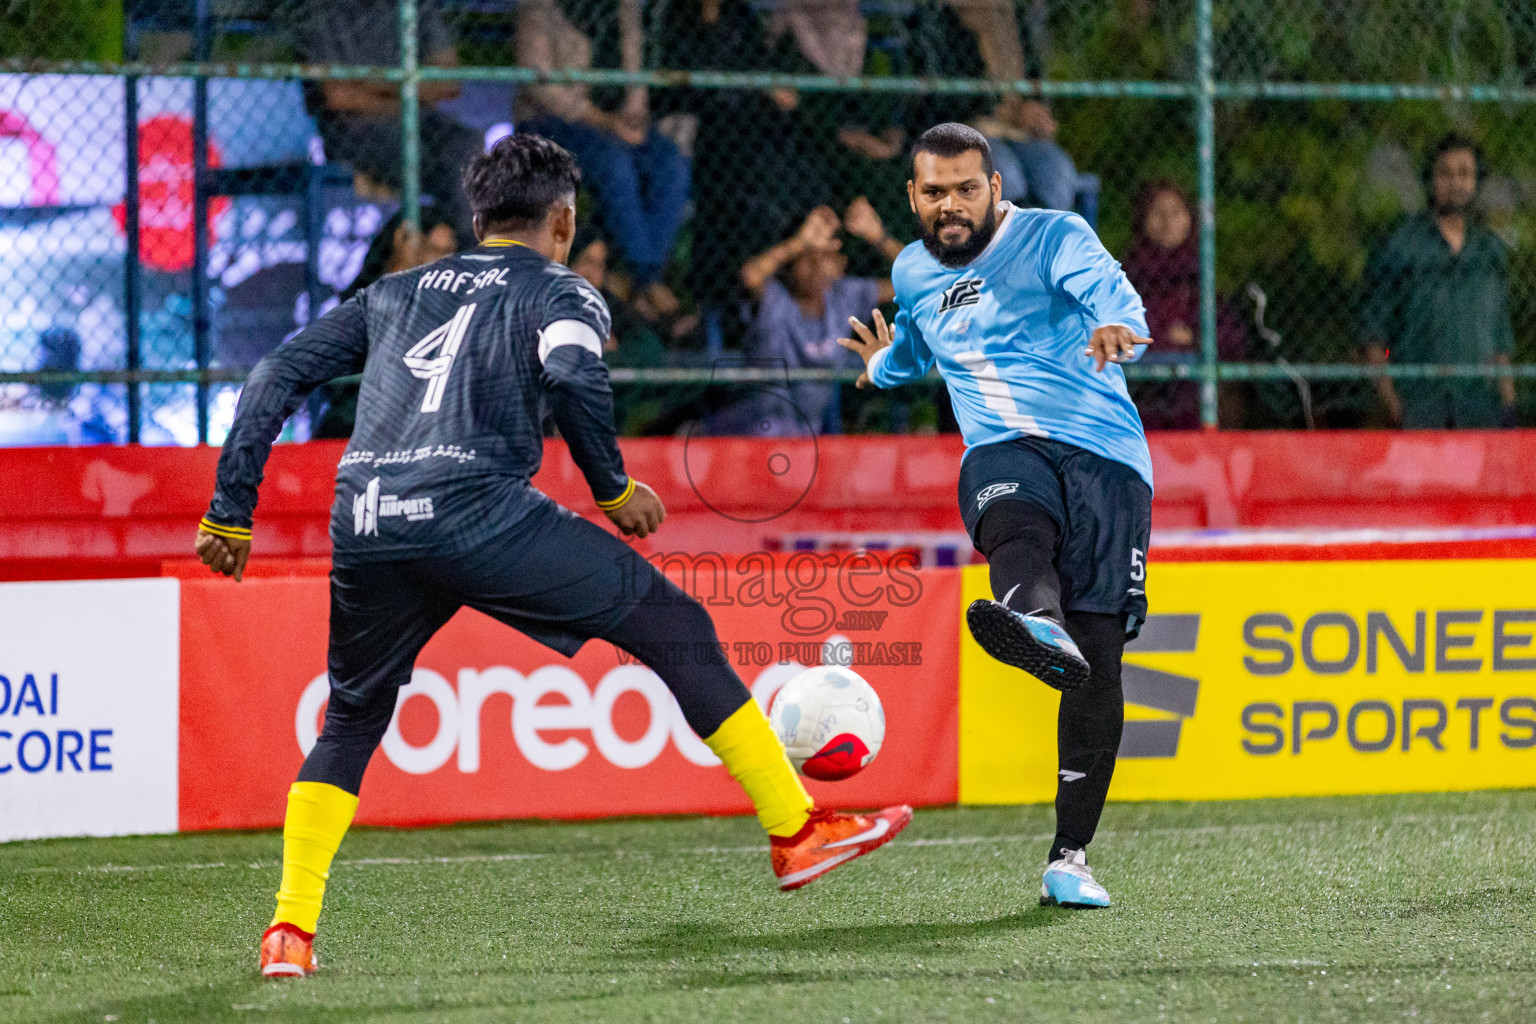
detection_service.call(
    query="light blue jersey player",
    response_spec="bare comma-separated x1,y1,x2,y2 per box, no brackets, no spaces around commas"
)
841,124,1155,911
865,202,1153,487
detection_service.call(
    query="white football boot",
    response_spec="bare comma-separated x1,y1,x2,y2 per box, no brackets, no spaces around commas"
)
1040,847,1111,909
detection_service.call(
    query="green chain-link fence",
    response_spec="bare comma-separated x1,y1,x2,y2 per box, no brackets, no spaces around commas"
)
0,0,1533,444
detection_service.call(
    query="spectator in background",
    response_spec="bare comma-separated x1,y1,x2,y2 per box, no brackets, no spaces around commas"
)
765,0,922,266
902,0,1086,216
773,1,904,194
654,0,838,324
569,228,665,365
291,0,480,240
515,0,690,316
1361,133,1517,428
313,208,459,439
974,96,1081,213
569,228,676,434
1123,180,1247,429
0,327,116,445
661,0,904,303
338,208,460,307
737,198,901,435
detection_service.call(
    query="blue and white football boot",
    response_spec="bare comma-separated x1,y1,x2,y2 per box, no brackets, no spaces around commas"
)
1040,847,1111,909
966,599,1090,692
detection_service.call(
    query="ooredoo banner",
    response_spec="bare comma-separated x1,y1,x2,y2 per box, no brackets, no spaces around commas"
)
0,579,180,841
960,560,1536,803
178,555,960,831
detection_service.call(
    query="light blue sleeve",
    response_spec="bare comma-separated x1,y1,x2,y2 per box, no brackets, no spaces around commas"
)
1042,213,1151,361
867,303,936,388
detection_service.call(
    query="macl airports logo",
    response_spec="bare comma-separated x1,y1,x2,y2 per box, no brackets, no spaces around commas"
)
1119,613,1200,758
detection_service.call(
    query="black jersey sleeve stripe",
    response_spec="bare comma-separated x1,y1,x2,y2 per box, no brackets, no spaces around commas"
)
198,516,253,540
594,477,635,511
206,296,370,529
539,344,629,506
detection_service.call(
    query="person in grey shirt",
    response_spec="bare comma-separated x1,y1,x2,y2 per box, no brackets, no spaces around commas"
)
289,0,481,240
737,199,902,435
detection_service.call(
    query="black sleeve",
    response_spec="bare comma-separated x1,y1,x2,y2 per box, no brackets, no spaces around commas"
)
543,267,613,341
205,296,370,530
537,273,629,507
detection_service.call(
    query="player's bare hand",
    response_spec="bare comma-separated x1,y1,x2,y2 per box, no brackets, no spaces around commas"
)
606,480,666,539
838,309,893,389
795,206,842,253
843,197,886,246
195,528,251,582
1086,324,1152,372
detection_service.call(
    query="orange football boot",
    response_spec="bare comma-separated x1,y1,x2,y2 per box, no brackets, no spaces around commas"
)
771,805,913,891
260,923,318,978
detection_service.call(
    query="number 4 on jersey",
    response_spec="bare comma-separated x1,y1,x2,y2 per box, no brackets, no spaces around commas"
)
403,304,476,413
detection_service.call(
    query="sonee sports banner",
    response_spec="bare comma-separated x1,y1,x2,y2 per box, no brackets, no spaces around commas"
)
959,560,1536,804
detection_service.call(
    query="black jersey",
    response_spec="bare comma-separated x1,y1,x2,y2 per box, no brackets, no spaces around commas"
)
205,238,628,562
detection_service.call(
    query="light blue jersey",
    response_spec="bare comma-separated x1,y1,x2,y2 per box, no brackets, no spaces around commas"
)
868,202,1153,489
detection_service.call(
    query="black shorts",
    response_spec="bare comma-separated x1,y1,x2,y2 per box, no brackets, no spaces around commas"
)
326,493,646,707
958,436,1152,634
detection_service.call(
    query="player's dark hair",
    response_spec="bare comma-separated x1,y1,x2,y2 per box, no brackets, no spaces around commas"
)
911,122,994,179
462,133,581,232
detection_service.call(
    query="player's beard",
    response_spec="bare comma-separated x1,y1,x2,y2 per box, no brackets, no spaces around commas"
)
1433,192,1474,218
921,205,999,268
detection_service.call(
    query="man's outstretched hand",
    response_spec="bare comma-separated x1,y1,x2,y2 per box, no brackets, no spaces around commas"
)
606,479,666,539
1086,325,1153,372
195,527,251,582
837,308,894,389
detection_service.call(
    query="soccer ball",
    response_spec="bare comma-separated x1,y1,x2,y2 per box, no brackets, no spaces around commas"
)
768,666,885,781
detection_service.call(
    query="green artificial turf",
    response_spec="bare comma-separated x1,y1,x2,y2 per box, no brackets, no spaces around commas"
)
3,792,1534,1023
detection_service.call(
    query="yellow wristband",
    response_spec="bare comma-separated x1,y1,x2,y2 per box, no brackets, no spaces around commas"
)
595,477,636,512
199,516,252,541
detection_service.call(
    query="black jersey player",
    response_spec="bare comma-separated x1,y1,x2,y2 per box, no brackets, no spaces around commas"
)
194,134,912,978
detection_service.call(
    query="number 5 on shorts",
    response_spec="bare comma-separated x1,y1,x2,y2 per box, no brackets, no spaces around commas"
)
1130,547,1145,582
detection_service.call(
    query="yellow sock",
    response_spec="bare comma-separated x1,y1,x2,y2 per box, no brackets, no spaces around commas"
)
271,781,359,934
705,700,813,837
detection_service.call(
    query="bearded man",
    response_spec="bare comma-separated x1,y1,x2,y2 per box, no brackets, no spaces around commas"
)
839,122,1155,909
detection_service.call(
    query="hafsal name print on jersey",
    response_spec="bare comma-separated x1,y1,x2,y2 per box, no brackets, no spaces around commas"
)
0,579,179,842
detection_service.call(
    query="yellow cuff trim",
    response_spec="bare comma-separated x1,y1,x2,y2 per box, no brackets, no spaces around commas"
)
595,477,636,512
199,517,252,540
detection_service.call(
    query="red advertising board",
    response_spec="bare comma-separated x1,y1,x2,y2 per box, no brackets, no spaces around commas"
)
9,432,1536,581
178,557,960,830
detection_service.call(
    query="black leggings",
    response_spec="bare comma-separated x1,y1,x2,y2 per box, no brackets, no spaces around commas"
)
976,499,1126,859
299,576,752,796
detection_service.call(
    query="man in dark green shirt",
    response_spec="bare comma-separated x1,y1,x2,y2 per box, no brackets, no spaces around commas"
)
1361,133,1516,428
